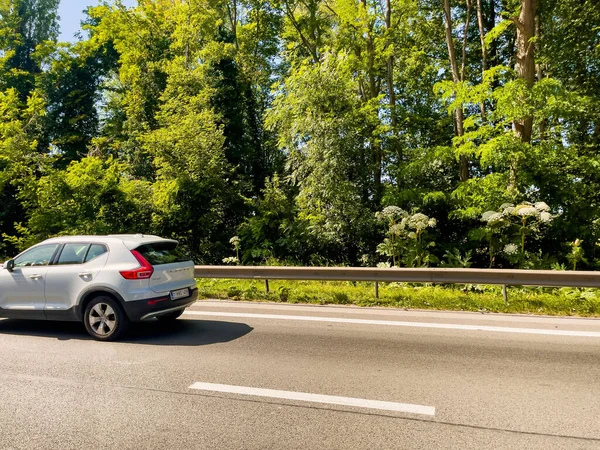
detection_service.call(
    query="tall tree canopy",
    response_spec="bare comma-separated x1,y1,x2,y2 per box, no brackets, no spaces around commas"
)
0,0,599,268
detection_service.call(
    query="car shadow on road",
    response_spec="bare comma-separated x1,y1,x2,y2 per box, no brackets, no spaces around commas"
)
0,318,253,346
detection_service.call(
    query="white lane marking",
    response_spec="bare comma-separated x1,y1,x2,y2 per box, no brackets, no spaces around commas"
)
189,382,435,416
183,311,600,337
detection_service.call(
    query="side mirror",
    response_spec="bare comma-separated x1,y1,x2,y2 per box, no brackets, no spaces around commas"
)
4,259,14,272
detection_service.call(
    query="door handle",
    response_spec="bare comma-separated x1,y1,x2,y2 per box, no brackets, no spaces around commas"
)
28,274,42,280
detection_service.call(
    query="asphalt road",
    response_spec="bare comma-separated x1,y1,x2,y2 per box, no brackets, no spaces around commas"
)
1,300,600,450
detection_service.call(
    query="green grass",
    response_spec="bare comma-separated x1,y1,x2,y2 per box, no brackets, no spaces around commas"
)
196,278,600,317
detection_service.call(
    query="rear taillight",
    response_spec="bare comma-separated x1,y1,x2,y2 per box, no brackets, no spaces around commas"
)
120,250,154,280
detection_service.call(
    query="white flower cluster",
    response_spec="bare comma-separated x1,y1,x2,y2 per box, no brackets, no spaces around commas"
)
376,206,406,222
516,206,538,217
408,213,428,230
482,201,555,224
405,213,437,231
377,207,436,235
503,243,519,255
389,223,405,236
481,210,503,223
496,203,513,214
516,202,555,222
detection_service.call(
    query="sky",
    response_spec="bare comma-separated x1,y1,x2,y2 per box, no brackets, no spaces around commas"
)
58,0,136,42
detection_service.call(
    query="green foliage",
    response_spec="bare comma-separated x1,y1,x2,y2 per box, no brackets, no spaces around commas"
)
375,207,437,267
238,175,316,263
0,87,47,254
567,239,587,271
479,202,557,268
0,0,598,274
0,0,60,99
197,278,600,317
42,38,118,166
24,156,151,241
267,53,376,260
440,249,473,268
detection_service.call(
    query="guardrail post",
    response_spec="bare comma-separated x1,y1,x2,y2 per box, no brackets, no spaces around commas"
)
265,279,270,294
502,285,508,304
374,281,379,299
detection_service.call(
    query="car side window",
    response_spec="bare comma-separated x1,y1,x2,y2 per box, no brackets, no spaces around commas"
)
14,244,60,268
57,243,90,265
84,244,108,263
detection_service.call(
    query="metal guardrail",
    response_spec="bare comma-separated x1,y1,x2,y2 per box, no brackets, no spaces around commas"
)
194,266,600,300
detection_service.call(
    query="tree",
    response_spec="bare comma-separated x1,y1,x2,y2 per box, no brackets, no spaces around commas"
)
0,0,59,254
442,0,470,181
26,156,152,242
43,39,118,166
0,88,47,254
512,0,536,144
267,54,377,262
0,0,598,269
0,0,60,100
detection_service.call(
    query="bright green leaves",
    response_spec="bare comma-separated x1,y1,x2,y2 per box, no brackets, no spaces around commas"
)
277,0,332,63
0,0,59,99
0,0,58,255
0,0,598,268
26,156,152,241
0,88,46,194
436,56,590,226
483,19,513,48
267,54,373,248
143,79,227,235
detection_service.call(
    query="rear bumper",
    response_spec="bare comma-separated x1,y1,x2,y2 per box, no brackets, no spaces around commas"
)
123,288,198,321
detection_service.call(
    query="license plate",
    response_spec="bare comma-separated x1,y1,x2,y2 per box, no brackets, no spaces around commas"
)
170,288,190,300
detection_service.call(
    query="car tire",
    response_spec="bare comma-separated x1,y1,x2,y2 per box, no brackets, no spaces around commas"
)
84,296,129,341
156,309,185,322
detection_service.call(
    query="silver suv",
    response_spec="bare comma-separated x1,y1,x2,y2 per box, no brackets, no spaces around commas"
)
0,235,197,340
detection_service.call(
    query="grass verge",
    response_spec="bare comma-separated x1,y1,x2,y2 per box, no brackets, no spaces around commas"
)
196,278,600,317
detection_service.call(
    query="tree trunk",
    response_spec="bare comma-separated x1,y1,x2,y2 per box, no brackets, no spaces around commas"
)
513,0,536,144
485,0,497,66
283,1,319,63
385,0,396,131
443,0,469,181
460,0,471,82
385,0,400,176
443,0,461,84
362,0,383,203
535,13,546,140
227,0,238,47
476,0,487,118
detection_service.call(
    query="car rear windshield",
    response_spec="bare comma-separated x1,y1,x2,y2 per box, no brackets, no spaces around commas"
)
134,242,191,265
